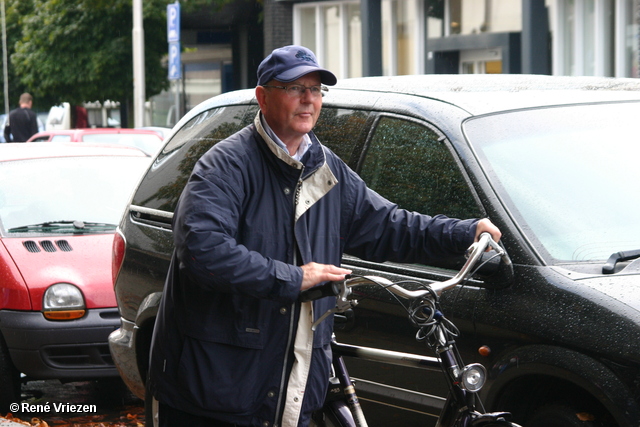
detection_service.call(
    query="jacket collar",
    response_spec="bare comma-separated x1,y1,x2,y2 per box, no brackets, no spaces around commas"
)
254,112,304,170
253,112,338,221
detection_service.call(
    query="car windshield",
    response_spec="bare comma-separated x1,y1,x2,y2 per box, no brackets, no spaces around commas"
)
0,155,149,235
465,101,640,263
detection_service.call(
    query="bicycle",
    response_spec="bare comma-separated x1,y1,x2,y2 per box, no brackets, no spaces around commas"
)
301,232,521,427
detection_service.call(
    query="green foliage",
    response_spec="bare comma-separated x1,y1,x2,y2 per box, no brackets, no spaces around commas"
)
9,0,169,106
1,0,40,110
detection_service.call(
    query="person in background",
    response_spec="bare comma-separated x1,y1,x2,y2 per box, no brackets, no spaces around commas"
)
4,93,39,142
148,44,502,427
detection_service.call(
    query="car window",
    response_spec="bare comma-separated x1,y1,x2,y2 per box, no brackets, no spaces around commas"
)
132,104,259,212
360,116,481,220
30,136,51,142
467,102,640,262
51,135,71,142
314,108,369,167
0,156,149,234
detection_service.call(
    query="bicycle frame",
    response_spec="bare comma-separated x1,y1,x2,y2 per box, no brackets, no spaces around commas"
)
323,338,442,427
322,331,497,427
306,233,519,427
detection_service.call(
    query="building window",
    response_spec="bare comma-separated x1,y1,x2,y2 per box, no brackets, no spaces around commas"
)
551,0,638,77
294,0,424,77
619,0,639,77
460,48,502,74
382,0,423,75
299,7,317,50
294,1,362,79
428,0,521,36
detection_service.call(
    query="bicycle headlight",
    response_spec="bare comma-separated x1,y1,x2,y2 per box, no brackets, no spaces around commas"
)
460,363,486,392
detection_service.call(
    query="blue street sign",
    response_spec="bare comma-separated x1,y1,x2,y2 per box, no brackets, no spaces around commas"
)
169,42,182,80
167,2,180,42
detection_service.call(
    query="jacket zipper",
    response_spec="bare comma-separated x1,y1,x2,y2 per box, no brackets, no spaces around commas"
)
274,172,305,427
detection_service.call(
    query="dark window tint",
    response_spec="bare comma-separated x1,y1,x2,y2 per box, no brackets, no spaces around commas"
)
360,116,480,220
31,136,52,142
314,108,369,166
132,104,258,212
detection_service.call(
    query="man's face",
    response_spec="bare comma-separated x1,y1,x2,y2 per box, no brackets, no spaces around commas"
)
257,72,323,147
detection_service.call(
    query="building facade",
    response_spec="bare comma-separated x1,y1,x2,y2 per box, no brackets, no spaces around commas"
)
153,0,638,127
268,0,639,79
148,0,263,127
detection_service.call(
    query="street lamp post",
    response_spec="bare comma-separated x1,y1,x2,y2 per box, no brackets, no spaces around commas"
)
2,0,9,116
133,0,145,128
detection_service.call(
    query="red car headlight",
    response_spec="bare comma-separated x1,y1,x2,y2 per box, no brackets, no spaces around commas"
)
42,283,86,320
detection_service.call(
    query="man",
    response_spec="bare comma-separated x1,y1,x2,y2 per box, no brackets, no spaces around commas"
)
148,45,501,427
4,93,39,142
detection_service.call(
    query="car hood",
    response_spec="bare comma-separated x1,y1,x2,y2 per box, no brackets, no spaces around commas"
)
2,233,117,310
571,268,640,314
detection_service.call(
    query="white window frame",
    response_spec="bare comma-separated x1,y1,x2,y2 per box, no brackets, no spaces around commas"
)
294,0,425,78
294,1,359,79
551,0,634,77
459,48,502,74
383,0,425,75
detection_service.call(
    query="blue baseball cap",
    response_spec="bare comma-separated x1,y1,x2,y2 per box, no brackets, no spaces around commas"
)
257,45,337,86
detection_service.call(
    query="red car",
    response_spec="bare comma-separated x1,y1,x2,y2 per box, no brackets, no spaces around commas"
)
0,143,152,412
27,128,164,156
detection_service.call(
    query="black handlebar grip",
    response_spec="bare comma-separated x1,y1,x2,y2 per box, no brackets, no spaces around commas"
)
299,281,341,302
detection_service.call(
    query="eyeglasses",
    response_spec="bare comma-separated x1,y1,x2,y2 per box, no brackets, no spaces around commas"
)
262,84,328,98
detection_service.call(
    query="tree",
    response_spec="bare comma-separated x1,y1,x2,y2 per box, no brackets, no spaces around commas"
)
1,0,40,111
11,0,168,108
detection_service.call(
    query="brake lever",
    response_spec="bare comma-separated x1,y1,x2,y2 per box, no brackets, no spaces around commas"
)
311,280,356,331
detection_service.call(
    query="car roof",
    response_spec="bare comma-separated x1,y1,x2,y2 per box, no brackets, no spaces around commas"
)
183,74,640,122
160,74,640,138
331,74,640,115
36,128,161,135
27,127,163,141
0,142,150,161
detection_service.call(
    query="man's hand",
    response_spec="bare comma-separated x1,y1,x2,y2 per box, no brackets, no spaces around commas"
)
300,262,352,291
475,218,501,243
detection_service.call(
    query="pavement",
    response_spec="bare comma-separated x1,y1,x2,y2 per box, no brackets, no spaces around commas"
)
0,417,27,426
1,379,144,426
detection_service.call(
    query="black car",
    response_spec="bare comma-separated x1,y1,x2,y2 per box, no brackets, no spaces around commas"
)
109,74,640,427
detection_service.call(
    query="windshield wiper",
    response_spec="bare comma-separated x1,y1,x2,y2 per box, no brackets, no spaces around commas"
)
7,220,116,233
603,249,640,274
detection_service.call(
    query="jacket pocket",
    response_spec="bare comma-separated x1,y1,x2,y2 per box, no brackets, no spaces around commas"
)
181,292,268,349
176,336,266,414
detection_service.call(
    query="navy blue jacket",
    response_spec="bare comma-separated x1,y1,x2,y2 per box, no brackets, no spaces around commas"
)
148,114,478,426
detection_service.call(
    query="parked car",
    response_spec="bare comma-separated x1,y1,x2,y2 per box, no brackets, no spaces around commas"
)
27,128,164,156
0,143,152,412
109,74,640,427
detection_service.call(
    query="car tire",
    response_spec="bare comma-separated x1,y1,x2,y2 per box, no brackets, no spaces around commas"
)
525,404,599,427
0,334,20,413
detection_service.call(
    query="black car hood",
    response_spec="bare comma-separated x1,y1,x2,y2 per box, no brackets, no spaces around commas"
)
574,272,640,313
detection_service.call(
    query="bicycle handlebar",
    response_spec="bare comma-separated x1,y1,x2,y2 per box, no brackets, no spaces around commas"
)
300,232,509,303
299,280,342,302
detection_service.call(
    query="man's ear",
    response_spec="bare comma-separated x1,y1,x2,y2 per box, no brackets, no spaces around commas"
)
255,86,267,110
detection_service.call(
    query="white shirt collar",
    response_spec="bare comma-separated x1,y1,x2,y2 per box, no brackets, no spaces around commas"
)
260,114,312,162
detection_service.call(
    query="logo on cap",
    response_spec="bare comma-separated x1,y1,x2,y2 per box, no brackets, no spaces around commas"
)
295,50,316,64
